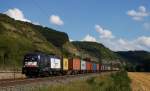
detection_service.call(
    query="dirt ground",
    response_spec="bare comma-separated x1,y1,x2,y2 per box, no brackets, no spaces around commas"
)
128,72,150,91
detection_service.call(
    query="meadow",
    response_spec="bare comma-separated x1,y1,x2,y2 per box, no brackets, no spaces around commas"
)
34,71,131,91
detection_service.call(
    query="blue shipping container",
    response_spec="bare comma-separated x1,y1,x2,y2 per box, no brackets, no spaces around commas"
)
93,63,97,71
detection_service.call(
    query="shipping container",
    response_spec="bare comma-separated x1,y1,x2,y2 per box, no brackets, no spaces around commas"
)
101,65,104,71
99,64,101,71
90,63,93,71
50,57,61,69
107,66,111,71
81,60,86,70
73,58,80,70
103,64,111,71
93,63,97,71
86,62,90,71
68,58,80,70
86,62,92,71
63,58,68,70
96,64,99,71
104,65,107,71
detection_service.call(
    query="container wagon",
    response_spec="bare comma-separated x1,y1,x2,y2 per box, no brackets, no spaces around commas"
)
96,64,100,72
86,62,93,73
101,65,104,72
93,63,97,73
80,60,86,73
49,55,62,75
68,58,81,74
62,58,68,75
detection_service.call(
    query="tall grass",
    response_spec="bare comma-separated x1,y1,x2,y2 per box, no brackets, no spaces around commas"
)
33,71,131,91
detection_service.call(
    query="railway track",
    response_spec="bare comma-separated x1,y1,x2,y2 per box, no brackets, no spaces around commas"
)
0,73,103,88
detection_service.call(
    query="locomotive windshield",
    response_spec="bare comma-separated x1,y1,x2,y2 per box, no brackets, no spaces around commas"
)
24,54,39,67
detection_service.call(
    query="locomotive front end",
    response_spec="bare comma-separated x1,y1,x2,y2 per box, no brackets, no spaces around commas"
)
22,53,40,77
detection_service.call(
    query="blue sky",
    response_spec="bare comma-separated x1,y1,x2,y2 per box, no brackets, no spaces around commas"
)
1,0,150,51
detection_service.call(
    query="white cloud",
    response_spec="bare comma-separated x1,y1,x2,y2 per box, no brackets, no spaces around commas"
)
50,15,64,25
98,38,132,51
143,22,150,30
127,6,149,21
95,25,115,39
93,25,150,51
98,36,150,51
136,36,150,48
82,34,96,42
3,8,31,22
32,22,41,25
69,39,74,42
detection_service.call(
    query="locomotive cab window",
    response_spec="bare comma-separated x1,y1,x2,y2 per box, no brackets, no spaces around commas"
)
23,54,39,67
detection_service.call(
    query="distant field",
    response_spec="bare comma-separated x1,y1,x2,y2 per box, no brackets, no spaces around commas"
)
128,72,150,91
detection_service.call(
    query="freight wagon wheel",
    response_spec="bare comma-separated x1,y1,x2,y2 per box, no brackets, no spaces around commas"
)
45,71,50,77
39,72,49,77
58,72,63,76
26,74,33,78
26,73,39,78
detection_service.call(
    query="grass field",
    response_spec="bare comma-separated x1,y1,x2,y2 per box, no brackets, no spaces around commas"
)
33,71,131,91
128,72,150,91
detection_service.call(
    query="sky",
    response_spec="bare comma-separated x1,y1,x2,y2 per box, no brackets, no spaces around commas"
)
0,0,150,51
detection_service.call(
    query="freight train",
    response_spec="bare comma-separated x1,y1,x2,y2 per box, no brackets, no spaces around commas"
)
22,52,118,77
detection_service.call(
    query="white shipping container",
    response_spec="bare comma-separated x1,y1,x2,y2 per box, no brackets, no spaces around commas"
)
81,60,86,70
107,66,111,70
101,65,105,71
51,58,61,69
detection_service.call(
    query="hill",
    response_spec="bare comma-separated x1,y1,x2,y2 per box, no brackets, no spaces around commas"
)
36,26,69,48
72,41,121,63
116,51,150,72
0,13,122,70
0,14,68,69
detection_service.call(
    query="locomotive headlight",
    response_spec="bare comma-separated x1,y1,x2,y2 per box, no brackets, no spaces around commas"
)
25,62,37,66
